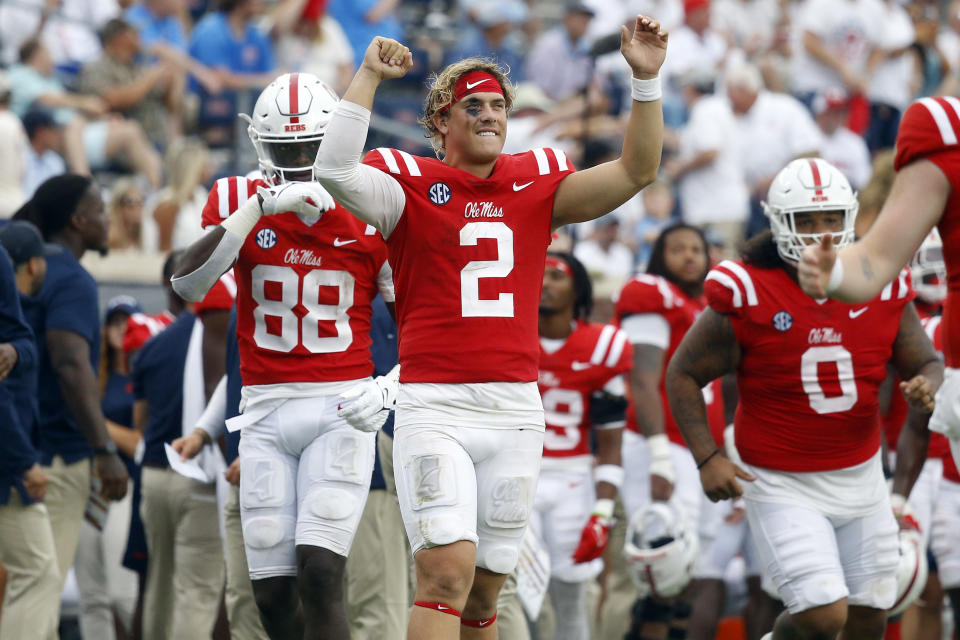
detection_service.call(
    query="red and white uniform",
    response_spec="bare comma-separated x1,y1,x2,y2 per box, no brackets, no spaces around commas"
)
534,322,631,581
706,259,912,613
363,147,573,385
613,273,725,446
613,274,725,529
123,310,175,354
895,97,960,367
357,146,574,574
200,175,391,575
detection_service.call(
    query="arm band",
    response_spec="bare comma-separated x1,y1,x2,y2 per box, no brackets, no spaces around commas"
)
696,448,720,470
592,498,615,520
594,464,625,489
196,375,228,442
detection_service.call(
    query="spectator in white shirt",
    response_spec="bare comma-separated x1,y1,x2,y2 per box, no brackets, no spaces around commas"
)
0,76,28,218
813,89,871,191
525,3,595,102
21,110,66,200
660,0,727,126
725,62,823,235
574,215,635,298
864,0,916,152
790,0,884,104
665,70,748,255
502,83,566,155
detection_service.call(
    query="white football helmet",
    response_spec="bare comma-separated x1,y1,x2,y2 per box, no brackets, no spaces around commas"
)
762,158,858,264
623,502,699,598
909,228,947,304
240,72,339,184
889,526,928,617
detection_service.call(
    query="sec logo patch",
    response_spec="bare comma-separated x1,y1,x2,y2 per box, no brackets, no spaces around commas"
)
256,228,277,249
772,311,793,332
428,182,451,205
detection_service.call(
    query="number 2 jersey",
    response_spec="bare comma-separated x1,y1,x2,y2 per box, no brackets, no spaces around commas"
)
362,147,574,384
539,322,632,468
613,274,725,447
895,97,960,367
706,259,914,472
201,176,392,387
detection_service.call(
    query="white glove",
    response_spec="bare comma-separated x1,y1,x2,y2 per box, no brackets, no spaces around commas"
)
258,182,336,220
337,365,400,433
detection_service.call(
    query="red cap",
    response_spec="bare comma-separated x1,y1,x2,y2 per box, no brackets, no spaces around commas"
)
442,71,504,112
301,0,327,21
684,0,710,13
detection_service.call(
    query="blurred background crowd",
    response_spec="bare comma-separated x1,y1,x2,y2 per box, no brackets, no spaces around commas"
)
0,0,957,306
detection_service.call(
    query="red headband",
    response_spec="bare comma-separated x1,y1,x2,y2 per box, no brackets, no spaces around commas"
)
443,72,503,112
545,256,572,276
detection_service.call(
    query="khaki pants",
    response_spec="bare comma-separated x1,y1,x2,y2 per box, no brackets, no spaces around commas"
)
496,572,530,640
140,467,224,640
74,480,139,640
0,489,60,640
597,497,636,640
345,431,409,640
223,483,268,640
44,456,91,587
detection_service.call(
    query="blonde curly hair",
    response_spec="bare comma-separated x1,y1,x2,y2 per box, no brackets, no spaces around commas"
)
419,58,516,156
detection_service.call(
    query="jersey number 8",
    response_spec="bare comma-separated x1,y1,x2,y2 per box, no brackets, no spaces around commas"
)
250,264,354,354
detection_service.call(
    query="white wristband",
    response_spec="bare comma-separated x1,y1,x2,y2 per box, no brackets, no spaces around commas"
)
647,433,670,458
826,258,844,294
595,464,625,490
631,75,662,102
890,493,907,515
220,194,262,240
592,498,615,520
647,433,675,484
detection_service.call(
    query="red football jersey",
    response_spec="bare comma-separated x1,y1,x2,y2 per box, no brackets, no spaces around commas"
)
706,260,915,472
895,97,960,367
362,147,574,384
201,176,390,386
613,274,725,447
123,310,174,354
538,322,633,458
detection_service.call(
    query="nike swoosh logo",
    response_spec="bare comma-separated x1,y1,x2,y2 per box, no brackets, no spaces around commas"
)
849,307,868,318
571,361,592,371
513,181,534,191
466,79,490,90
437,605,451,611
333,238,357,247
479,620,492,627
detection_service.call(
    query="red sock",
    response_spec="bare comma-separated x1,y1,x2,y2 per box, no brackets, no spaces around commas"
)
413,601,461,618
461,611,498,628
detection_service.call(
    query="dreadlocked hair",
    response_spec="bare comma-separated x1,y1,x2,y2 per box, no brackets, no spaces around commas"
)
419,57,515,158
646,223,709,287
13,174,93,240
547,251,593,320
738,229,783,269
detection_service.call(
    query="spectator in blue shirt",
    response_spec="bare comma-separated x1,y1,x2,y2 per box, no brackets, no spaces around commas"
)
11,174,129,600
328,0,403,69
0,222,60,639
188,0,276,142
446,2,528,83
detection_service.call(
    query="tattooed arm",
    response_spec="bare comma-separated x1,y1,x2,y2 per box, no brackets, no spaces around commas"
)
665,309,754,501
890,302,944,500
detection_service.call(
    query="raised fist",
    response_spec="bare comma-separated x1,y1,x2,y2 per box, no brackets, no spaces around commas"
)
258,182,336,220
360,37,414,81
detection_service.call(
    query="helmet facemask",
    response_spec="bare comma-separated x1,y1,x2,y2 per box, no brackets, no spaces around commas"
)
764,202,858,265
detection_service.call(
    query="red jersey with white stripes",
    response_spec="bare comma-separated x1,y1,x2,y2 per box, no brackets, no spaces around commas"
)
539,322,632,458
123,310,175,354
895,97,960,367
613,274,725,447
201,176,391,386
706,260,915,472
915,312,960,481
362,147,575,384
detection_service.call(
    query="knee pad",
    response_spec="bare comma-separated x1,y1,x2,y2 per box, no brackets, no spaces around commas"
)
421,515,472,548
244,516,294,550
305,487,358,521
478,545,518,575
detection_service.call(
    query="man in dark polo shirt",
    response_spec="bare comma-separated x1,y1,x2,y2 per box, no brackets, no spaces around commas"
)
12,174,129,627
0,221,59,639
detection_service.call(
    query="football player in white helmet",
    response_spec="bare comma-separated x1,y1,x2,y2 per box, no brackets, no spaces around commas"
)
171,72,397,640
667,158,942,640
